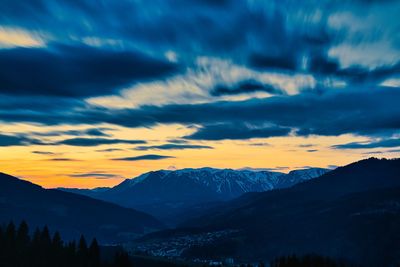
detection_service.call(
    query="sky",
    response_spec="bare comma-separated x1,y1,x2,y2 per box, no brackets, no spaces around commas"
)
0,0,399,188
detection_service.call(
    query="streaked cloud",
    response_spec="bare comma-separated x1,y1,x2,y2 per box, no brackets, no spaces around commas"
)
55,138,146,147
0,133,45,147
0,27,44,48
95,148,125,152
184,123,292,140
134,144,213,151
31,151,59,155
68,172,119,179
112,154,175,161
333,138,400,149
47,158,79,161
0,44,178,97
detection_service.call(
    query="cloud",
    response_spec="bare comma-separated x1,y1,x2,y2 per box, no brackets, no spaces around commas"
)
166,139,189,144
184,123,292,140
247,142,271,147
306,149,318,152
210,80,284,96
310,54,400,84
112,154,175,161
48,158,79,161
0,1,398,145
249,53,299,71
332,138,400,149
29,128,112,137
0,27,44,48
0,133,45,147
134,144,213,150
0,44,178,97
0,0,332,62
299,144,315,148
55,138,146,147
96,148,125,152
31,151,58,155
1,86,399,140
68,172,119,179
92,87,400,138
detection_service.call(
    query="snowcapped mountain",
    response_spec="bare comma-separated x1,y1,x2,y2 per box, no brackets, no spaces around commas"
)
61,167,328,225
111,167,283,198
275,168,329,189
111,167,329,197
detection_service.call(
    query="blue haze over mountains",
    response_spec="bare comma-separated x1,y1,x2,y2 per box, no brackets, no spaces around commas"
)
59,167,328,225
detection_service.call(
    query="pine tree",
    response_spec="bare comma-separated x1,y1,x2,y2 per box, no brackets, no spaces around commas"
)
89,238,101,267
52,231,63,250
16,221,30,247
78,235,89,267
51,231,64,266
5,221,16,245
40,225,52,248
31,227,42,267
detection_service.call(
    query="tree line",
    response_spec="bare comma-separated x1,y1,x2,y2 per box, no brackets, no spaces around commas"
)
0,221,131,267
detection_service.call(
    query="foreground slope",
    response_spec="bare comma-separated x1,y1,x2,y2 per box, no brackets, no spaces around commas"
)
0,172,164,243
137,158,400,266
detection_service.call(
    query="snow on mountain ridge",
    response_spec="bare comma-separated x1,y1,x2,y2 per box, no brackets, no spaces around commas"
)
115,167,328,196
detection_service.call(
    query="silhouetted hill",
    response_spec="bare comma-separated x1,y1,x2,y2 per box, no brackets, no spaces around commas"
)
0,172,165,243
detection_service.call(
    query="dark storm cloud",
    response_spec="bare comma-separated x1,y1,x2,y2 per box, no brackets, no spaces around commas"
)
249,53,299,71
90,86,398,139
333,138,400,149
0,44,178,97
210,80,284,96
0,0,340,69
112,154,174,161
134,144,213,151
309,55,400,84
55,138,146,147
184,123,292,140
0,0,399,143
1,86,399,140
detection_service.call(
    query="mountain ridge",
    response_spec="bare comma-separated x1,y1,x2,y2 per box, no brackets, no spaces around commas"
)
59,167,329,225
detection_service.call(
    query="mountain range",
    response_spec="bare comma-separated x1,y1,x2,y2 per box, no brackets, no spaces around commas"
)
134,158,400,266
0,172,164,243
60,167,328,225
